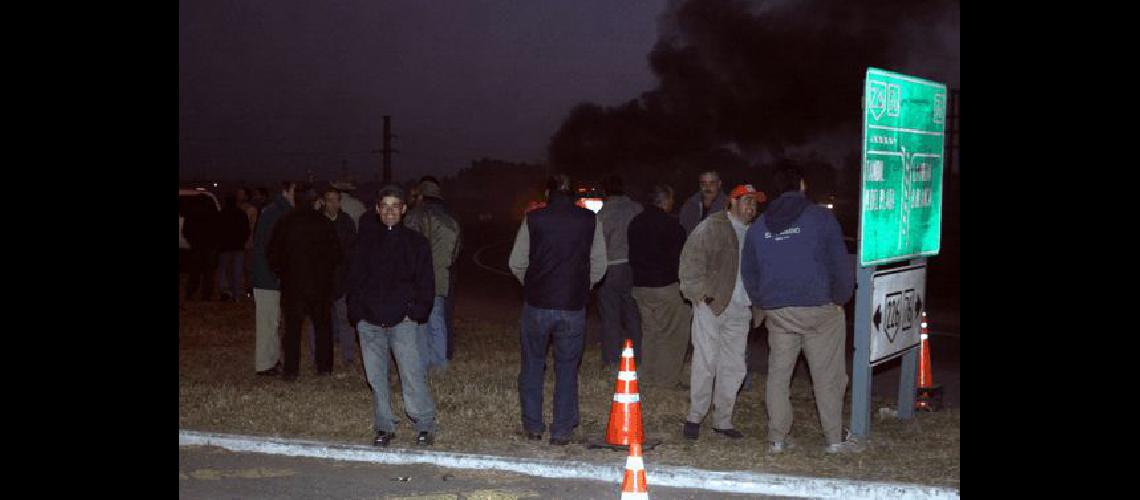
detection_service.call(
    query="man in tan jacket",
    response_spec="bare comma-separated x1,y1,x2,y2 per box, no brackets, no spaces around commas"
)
678,184,764,440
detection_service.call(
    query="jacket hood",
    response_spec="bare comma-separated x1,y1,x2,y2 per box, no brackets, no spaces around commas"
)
765,192,812,234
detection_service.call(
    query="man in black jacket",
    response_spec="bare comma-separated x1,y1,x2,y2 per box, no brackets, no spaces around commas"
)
267,188,343,380
216,194,251,302
627,184,691,390
347,185,437,447
183,194,220,301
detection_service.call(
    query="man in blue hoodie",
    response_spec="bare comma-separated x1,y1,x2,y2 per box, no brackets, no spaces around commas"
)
741,161,858,455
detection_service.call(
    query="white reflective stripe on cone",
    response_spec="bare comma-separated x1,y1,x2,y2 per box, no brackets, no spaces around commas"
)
614,393,640,404
622,348,634,357
620,492,648,500
625,456,645,470
618,371,638,381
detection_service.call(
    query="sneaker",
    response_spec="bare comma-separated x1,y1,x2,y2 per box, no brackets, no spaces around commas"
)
683,421,700,440
768,440,795,454
373,431,395,447
416,432,434,447
824,440,864,454
256,363,282,376
548,436,571,446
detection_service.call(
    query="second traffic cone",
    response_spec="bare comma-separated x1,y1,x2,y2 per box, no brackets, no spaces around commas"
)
606,339,644,446
915,311,943,412
620,442,649,500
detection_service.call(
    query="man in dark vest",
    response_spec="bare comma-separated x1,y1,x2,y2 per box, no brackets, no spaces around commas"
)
508,174,607,445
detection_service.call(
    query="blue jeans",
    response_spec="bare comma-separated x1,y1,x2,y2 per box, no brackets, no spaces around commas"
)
417,296,448,372
307,297,356,365
518,303,585,439
358,319,436,434
216,250,244,299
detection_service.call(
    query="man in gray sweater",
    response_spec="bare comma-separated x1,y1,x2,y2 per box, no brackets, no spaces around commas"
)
595,174,643,369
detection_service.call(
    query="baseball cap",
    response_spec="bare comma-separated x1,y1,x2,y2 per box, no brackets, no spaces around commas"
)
729,184,767,203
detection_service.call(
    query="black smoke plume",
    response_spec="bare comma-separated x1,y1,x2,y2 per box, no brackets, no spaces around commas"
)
548,0,958,194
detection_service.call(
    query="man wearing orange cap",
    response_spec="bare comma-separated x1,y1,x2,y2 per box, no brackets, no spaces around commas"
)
678,183,765,440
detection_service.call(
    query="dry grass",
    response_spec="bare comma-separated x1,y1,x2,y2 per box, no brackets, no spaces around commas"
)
179,297,959,489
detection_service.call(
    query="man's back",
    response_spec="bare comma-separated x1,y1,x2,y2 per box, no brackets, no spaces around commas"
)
404,200,461,296
268,208,342,299
742,192,853,309
183,201,219,250
251,196,290,290
523,196,597,311
596,195,642,263
628,206,685,287
217,205,251,252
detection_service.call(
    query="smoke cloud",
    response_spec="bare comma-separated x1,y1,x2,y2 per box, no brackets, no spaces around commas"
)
548,0,959,180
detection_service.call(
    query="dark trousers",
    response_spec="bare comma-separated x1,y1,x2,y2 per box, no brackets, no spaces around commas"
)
518,303,585,439
282,292,333,376
597,263,642,366
445,269,456,360
185,247,218,300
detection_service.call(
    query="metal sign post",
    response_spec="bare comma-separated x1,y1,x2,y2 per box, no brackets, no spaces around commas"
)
850,68,946,439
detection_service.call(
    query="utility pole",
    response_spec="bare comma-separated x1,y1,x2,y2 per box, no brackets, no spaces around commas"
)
373,115,398,184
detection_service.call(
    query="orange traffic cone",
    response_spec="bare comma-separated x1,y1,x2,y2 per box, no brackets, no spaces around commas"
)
619,442,649,500
606,339,644,446
915,311,943,411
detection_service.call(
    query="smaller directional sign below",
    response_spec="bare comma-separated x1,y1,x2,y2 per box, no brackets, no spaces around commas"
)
870,264,926,365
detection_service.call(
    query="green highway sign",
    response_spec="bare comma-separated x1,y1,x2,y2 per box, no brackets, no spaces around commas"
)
858,68,947,267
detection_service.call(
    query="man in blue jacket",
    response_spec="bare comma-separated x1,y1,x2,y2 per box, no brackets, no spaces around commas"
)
740,161,858,455
347,185,437,448
251,181,295,376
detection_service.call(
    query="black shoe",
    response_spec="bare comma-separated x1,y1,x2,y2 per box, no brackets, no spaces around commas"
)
317,370,332,376
712,428,744,439
281,372,298,382
256,364,282,376
373,431,394,447
525,431,543,441
683,421,700,440
416,432,434,447
549,436,571,446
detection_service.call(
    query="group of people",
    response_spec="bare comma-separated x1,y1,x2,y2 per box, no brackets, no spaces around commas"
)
181,187,268,303
227,177,459,447
510,161,858,454
187,160,857,454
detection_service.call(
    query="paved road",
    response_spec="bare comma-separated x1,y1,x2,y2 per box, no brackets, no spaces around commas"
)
180,446,788,499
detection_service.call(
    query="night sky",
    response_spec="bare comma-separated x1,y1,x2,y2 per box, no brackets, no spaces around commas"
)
180,0,668,185
179,0,958,186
